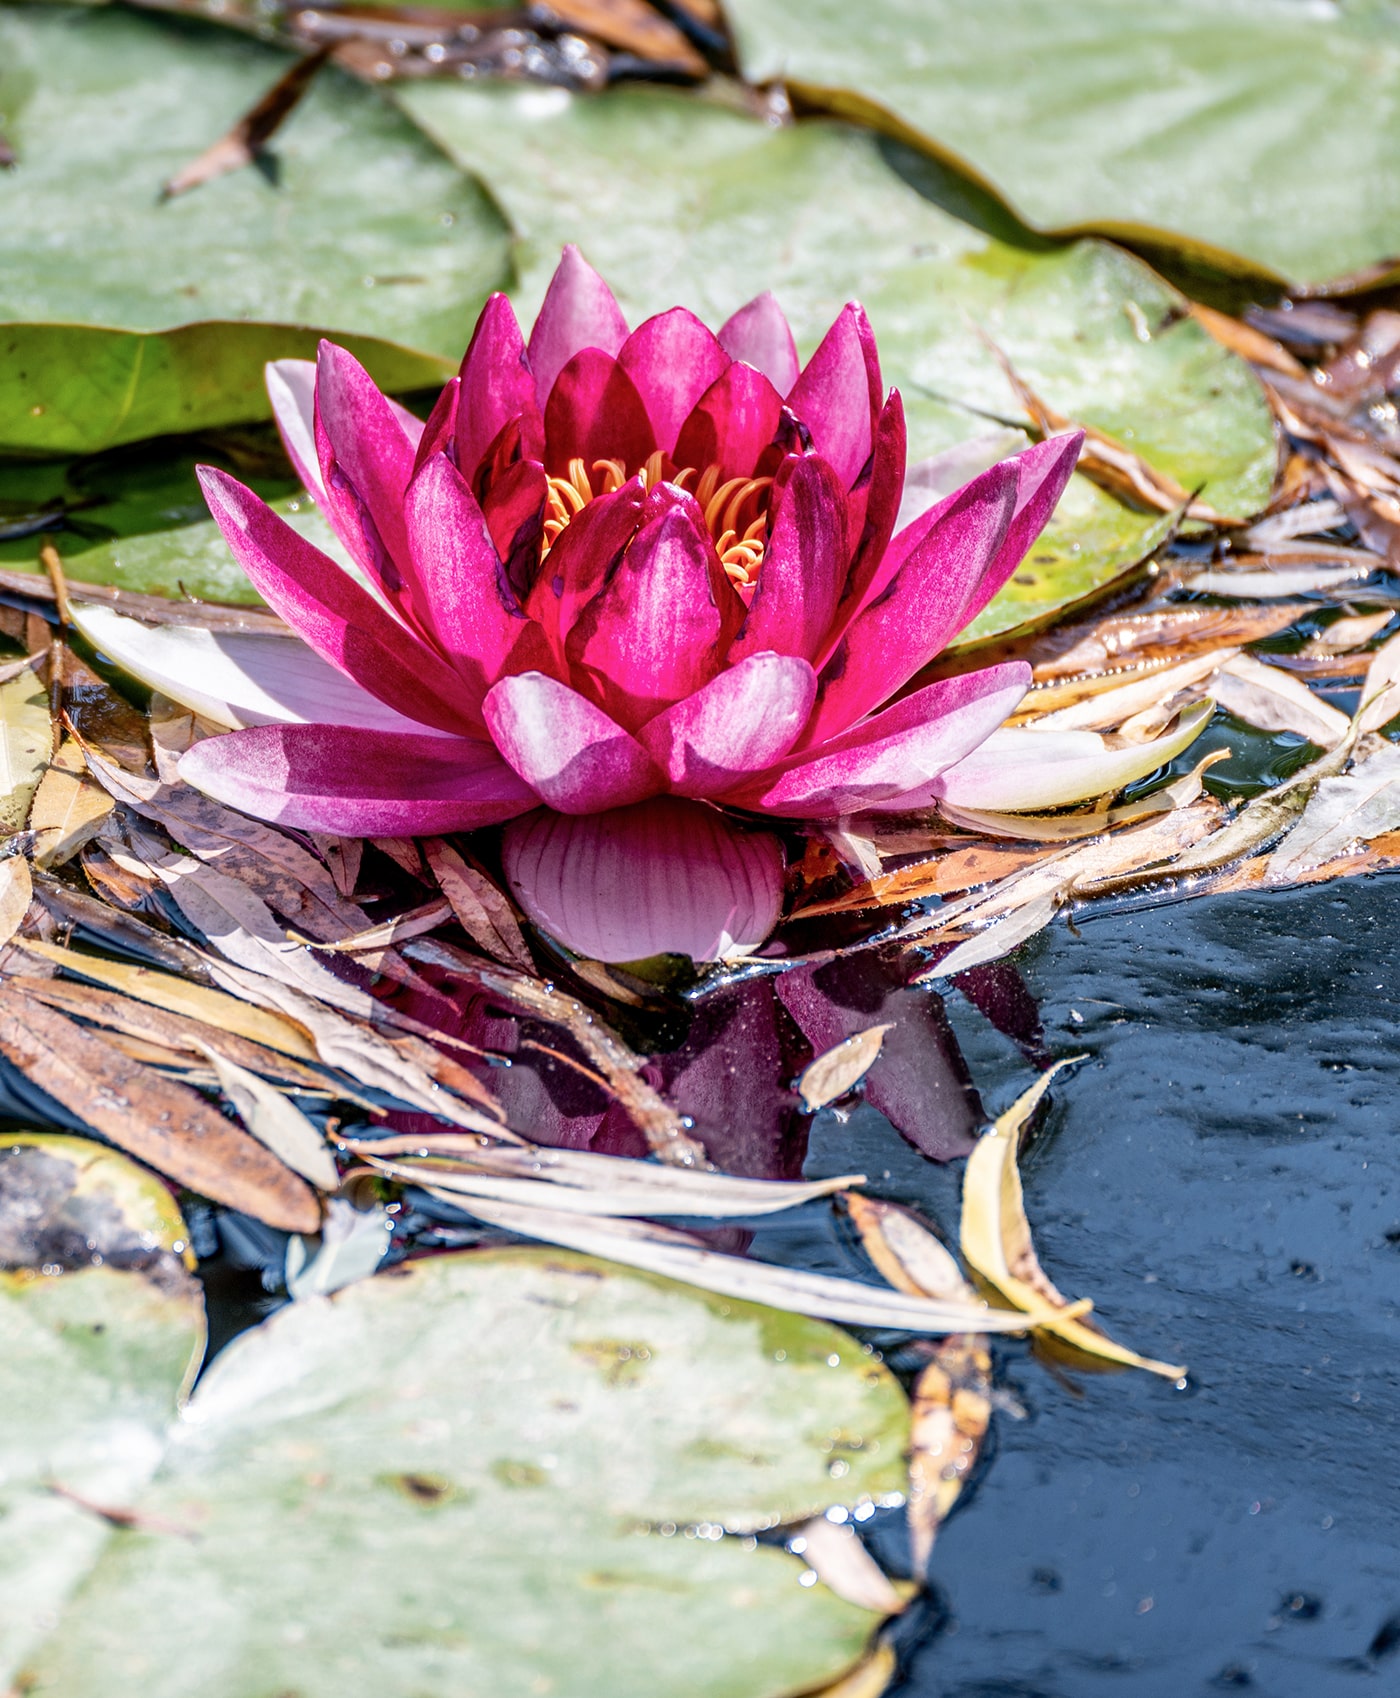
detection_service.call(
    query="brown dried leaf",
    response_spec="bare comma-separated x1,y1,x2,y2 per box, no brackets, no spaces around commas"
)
163,46,332,198
29,738,114,869
1188,303,1305,377
1020,600,1310,686
796,1022,893,1112
0,985,320,1231
424,838,534,971
0,854,31,949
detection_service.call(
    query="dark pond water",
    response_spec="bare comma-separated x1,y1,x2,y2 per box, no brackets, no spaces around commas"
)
810,875,1400,1698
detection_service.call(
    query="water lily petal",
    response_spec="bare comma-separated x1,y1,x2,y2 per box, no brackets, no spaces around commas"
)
410,376,460,479
502,797,784,963
786,303,882,492
894,429,1032,536
542,348,656,481
527,244,629,409
405,453,549,698
827,389,907,644
197,468,482,736
931,699,1213,813
477,451,548,595
729,454,849,665
181,725,538,836
618,308,730,456
802,459,1019,746
68,603,440,734
484,672,664,814
565,495,732,729
455,291,544,482
386,397,426,450
737,663,1030,817
718,291,800,396
526,475,646,661
265,359,323,501
637,652,816,796
312,340,418,608
959,430,1084,629
672,360,785,483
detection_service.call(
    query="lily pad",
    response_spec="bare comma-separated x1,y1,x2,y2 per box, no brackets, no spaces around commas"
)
0,1133,205,1687
725,0,1400,294
19,1246,907,1698
397,82,1275,635
0,4,510,454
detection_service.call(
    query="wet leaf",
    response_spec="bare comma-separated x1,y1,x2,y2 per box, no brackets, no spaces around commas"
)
195,1043,339,1191
0,6,508,455
797,1024,895,1113
920,892,1060,979
727,0,1400,290
790,1517,907,1616
1183,560,1379,598
21,1247,908,1698
0,1134,204,1690
1267,745,1400,881
0,987,321,1232
1209,654,1351,750
29,739,114,870
0,667,52,835
284,1191,392,1299
959,1066,1186,1380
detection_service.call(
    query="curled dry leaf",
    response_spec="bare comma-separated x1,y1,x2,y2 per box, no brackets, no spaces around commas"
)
28,739,113,869
1184,559,1378,598
790,1517,906,1616
302,898,452,953
1267,744,1400,879
918,891,1060,979
0,985,320,1232
797,1023,895,1113
194,1042,340,1192
1210,653,1351,749
162,45,332,198
960,1064,1186,1380
1356,624,1400,734
1025,653,1229,733
423,838,534,972
1015,601,1311,685
0,854,32,950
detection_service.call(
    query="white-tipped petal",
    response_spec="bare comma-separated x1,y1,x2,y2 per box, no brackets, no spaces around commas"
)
70,602,442,735
933,700,1214,813
502,797,785,964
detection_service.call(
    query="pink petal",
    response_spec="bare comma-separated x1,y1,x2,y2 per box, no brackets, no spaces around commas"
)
264,359,323,500
478,452,549,594
484,671,664,814
786,303,882,491
527,245,629,410
959,430,1083,628
180,725,539,836
405,454,549,700
733,663,1029,817
565,494,734,730
826,388,907,645
455,292,545,482
729,454,849,665
197,467,482,737
801,458,1019,746
526,475,646,661
637,652,816,797
542,349,656,479
617,308,730,455
501,797,785,963
312,341,418,609
718,292,800,396
410,376,460,478
386,397,426,451
672,360,785,482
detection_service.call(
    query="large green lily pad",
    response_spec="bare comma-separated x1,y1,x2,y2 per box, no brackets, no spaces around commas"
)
0,1133,205,1687
726,0,1400,293
397,80,1275,635
0,4,510,454
18,1246,908,1698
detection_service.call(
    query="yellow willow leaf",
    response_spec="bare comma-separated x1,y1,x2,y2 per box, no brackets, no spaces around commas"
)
960,1061,1187,1381
797,1022,894,1112
0,853,32,948
0,667,51,833
13,937,319,1061
29,737,115,869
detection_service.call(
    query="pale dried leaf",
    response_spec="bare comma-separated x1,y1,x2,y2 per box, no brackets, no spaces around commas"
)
1267,745,1400,878
1029,652,1230,732
195,1042,340,1191
790,1519,905,1616
304,898,451,953
918,891,1060,980
1304,611,1392,655
0,668,51,833
0,854,31,949
29,738,113,868
797,1023,894,1112
1210,653,1351,748
1357,625,1400,733
285,1193,392,1299
1185,561,1376,597
424,838,533,970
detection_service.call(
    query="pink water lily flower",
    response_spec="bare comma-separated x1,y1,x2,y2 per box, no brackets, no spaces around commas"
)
78,249,1111,963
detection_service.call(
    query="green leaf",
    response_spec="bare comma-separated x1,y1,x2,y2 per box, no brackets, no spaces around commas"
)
20,1247,906,1698
0,4,511,454
395,81,1275,633
725,0,1400,293
0,1133,205,1688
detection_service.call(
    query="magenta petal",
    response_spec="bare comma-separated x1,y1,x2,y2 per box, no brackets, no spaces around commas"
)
386,397,426,451
456,292,545,482
729,455,849,665
180,725,538,836
786,303,882,492
958,430,1083,628
827,389,907,644
410,377,460,479
566,497,730,729
479,456,549,595
617,308,730,455
718,292,800,396
312,341,417,604
404,454,536,699
265,360,323,500
501,797,785,962
673,361,785,482
484,672,664,814
734,663,1029,817
543,349,656,479
802,458,1019,746
527,245,629,410
197,467,482,737
637,652,817,797
526,476,646,660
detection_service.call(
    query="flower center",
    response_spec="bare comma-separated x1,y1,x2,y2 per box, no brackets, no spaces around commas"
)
542,451,774,588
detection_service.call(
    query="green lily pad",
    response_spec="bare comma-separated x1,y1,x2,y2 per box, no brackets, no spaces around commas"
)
0,1133,205,1688
396,80,1275,633
19,1246,906,1698
725,0,1400,293
0,4,510,454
